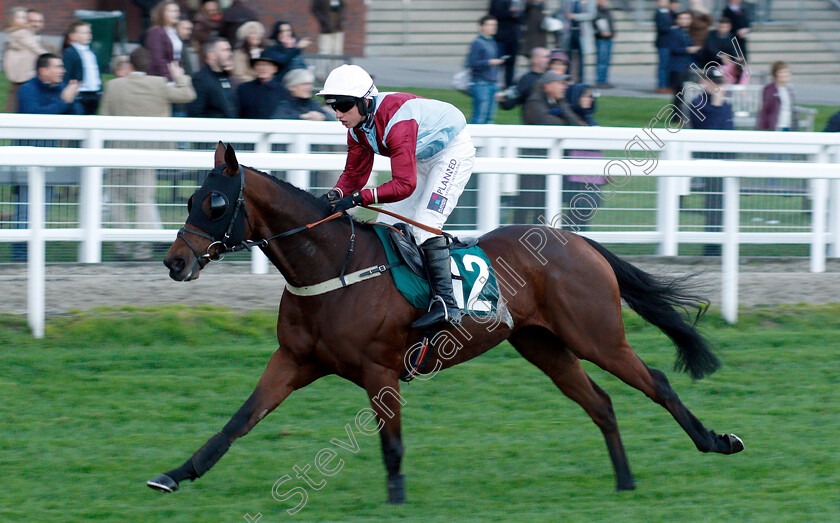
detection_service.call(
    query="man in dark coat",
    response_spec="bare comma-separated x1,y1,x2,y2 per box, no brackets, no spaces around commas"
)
187,37,239,118
489,0,523,88
237,52,289,119
722,0,750,58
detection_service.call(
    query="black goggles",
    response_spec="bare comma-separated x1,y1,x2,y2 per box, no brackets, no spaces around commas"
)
327,99,358,113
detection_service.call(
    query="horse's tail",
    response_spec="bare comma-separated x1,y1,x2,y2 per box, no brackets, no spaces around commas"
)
582,237,720,380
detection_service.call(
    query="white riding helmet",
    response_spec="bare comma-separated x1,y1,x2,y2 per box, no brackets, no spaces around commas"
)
316,64,379,100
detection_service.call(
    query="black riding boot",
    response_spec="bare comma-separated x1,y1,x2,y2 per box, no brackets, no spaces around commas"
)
411,236,462,329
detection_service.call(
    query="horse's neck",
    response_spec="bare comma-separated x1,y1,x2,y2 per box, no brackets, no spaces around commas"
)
246,174,360,288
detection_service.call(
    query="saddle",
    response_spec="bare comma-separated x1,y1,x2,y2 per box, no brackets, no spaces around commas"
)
385,223,479,278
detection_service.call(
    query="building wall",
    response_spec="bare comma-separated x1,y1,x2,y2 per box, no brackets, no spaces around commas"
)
0,0,366,55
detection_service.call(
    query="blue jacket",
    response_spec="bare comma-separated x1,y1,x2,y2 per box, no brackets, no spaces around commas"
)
654,9,672,48
17,77,82,114
668,26,695,72
689,97,734,130
467,35,500,84
237,76,290,119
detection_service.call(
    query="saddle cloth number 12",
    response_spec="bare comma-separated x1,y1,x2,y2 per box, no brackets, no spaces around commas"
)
451,254,492,313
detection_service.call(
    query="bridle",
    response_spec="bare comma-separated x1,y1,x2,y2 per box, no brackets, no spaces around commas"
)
176,165,348,270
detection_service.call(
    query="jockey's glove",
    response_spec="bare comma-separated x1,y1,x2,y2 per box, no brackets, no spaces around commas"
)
330,191,364,214
319,189,341,204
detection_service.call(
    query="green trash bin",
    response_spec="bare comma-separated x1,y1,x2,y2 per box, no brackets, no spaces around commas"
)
73,10,127,74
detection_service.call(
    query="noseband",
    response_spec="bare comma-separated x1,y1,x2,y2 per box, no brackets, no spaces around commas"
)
177,165,346,266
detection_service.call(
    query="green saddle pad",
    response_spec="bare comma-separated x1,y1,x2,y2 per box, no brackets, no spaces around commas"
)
372,225,500,316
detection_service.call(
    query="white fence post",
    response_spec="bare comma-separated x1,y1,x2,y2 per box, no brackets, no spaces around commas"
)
828,144,840,257
810,178,828,273
721,176,740,324
544,140,563,224
251,134,271,275
27,166,45,338
288,134,311,191
478,137,502,233
657,144,680,256
79,129,104,262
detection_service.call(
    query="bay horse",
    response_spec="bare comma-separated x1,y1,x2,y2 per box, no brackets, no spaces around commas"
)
148,143,743,502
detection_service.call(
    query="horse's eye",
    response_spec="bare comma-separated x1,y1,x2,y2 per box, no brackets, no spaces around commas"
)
187,195,194,213
209,192,228,220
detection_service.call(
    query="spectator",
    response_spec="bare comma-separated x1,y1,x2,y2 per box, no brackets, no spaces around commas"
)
3,6,48,112
523,1,550,55
26,9,51,52
758,61,797,131
221,0,259,45
177,19,199,76
825,110,840,132
468,15,504,124
99,48,196,260
669,11,700,108
192,0,223,54
688,67,733,256
594,0,616,89
723,0,750,59
187,37,239,118
232,21,267,82
653,0,673,94
62,21,102,115
274,68,334,121
547,49,569,73
557,0,597,84
17,53,81,114
496,46,550,117
688,0,713,47
145,0,183,80
522,70,586,126
490,0,523,88
701,17,748,84
237,52,289,119
564,83,606,230
110,55,132,78
311,0,346,80
131,0,161,36
266,21,311,75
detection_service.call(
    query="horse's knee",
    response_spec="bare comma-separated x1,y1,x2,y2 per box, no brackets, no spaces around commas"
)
648,368,678,403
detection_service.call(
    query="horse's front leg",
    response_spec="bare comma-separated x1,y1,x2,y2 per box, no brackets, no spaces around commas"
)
147,348,322,492
362,363,407,504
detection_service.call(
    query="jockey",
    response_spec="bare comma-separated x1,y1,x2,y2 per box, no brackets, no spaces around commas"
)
316,64,476,330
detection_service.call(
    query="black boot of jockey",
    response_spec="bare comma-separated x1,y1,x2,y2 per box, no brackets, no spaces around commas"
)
412,236,462,329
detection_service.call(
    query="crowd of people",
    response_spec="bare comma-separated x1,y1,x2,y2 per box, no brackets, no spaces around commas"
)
2,1,346,121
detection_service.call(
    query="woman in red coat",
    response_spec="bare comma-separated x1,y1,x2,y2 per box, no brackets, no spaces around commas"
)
144,0,182,80
758,61,797,131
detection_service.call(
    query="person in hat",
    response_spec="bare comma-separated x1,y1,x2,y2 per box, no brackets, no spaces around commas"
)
547,49,569,74
273,68,332,121
688,66,733,257
236,50,289,119
317,64,476,330
522,70,586,126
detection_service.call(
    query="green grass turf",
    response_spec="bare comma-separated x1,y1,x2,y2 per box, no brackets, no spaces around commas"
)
0,304,838,521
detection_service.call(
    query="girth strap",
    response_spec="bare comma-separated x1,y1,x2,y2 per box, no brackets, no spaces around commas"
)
284,261,402,296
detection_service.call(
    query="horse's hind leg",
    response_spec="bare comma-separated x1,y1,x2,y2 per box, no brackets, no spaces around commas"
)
147,348,322,492
577,335,743,456
510,327,636,491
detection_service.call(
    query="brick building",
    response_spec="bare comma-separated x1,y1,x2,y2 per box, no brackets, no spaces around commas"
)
0,0,367,56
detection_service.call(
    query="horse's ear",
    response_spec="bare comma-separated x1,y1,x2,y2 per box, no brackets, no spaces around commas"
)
223,143,239,176
214,141,225,168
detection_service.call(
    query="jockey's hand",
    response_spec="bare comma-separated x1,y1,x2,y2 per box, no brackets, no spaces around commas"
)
330,191,364,214
319,189,341,205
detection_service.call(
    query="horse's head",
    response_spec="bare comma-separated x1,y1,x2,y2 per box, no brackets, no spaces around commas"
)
164,142,249,281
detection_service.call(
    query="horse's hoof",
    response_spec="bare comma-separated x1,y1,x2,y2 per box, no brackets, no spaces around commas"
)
387,474,406,504
147,473,179,493
616,479,636,491
726,433,745,454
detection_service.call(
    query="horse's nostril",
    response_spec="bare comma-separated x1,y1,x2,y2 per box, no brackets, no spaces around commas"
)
164,257,186,273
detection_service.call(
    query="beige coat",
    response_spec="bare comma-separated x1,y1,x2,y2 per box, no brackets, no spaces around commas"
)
3,27,48,83
99,72,197,117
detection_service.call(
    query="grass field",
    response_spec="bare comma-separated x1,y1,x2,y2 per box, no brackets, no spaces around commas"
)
1,305,838,522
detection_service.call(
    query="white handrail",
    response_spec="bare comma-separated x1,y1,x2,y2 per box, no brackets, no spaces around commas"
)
2,115,839,335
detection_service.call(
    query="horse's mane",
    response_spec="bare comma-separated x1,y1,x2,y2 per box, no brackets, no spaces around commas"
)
244,165,372,228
